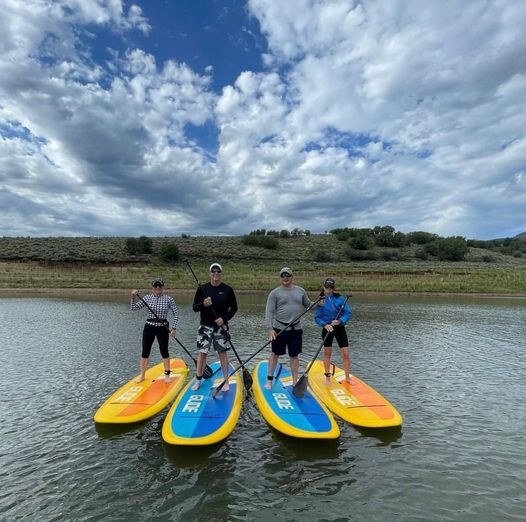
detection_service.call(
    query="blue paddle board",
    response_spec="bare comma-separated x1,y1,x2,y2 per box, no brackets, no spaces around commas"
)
252,361,340,439
162,362,243,445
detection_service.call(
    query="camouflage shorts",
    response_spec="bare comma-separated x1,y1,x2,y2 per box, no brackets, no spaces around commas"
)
197,325,229,354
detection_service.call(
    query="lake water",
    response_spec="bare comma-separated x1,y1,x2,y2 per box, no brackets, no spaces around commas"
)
1,293,525,521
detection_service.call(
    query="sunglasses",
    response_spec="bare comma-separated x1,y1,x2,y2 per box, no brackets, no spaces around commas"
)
324,284,334,289
211,269,222,273
280,273,292,278
153,283,164,288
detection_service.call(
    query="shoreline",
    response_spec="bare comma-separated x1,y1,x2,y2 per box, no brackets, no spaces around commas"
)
1,287,525,299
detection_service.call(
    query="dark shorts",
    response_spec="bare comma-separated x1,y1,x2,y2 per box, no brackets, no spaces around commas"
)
271,328,302,357
142,323,169,359
322,325,348,348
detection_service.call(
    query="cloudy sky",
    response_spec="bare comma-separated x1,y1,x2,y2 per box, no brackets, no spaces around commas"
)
1,0,525,239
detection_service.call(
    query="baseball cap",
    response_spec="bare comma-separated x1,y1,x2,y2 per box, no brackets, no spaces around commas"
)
323,277,336,287
209,262,222,272
280,267,293,277
152,277,165,286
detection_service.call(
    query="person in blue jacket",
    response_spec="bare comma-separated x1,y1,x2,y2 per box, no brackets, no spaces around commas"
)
315,277,352,385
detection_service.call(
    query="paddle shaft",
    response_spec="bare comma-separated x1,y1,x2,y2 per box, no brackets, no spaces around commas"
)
213,295,323,397
185,260,252,387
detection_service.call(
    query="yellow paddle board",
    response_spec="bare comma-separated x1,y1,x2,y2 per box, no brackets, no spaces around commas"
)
94,359,188,424
308,361,402,428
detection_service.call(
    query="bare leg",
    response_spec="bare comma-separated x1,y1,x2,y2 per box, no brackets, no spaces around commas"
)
341,347,351,383
323,347,333,385
162,357,171,383
218,351,230,392
265,353,279,389
192,352,207,390
136,357,149,383
290,356,299,386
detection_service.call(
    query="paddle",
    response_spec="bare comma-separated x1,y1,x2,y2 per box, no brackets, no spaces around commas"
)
135,291,213,379
292,294,351,398
212,295,324,397
184,259,253,391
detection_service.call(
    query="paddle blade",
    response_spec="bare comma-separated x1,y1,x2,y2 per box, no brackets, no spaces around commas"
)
212,380,225,398
203,365,214,379
292,375,308,398
242,368,253,390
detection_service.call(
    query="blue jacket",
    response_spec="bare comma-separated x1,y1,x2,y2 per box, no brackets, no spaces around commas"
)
315,293,351,327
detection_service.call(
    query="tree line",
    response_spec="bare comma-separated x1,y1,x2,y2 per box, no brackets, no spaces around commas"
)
242,225,526,261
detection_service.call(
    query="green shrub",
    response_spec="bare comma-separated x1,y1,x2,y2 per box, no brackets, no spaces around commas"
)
242,235,279,249
407,231,439,244
159,242,181,263
349,235,373,250
415,247,429,260
312,249,331,262
380,249,400,261
137,236,153,254
372,226,405,247
346,248,378,261
126,236,152,255
433,236,469,261
125,238,138,255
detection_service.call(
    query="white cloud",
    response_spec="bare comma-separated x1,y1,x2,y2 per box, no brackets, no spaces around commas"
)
241,0,526,237
1,0,525,239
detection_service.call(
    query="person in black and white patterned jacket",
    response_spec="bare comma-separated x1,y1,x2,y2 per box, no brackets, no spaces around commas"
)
131,277,178,383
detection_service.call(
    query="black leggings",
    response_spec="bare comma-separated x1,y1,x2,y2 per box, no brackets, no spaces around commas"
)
142,324,169,359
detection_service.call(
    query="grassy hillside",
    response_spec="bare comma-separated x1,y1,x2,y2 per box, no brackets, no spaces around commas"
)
1,234,526,264
1,235,526,293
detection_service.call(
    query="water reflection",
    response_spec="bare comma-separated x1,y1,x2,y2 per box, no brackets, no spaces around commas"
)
1,294,525,522
354,425,403,446
270,431,340,460
164,441,226,469
94,419,151,439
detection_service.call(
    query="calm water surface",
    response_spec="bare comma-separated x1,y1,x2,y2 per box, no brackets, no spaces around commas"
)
1,294,525,521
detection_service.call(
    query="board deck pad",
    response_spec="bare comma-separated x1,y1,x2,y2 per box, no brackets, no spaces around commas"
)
252,361,339,439
162,362,243,445
94,359,188,424
308,360,402,428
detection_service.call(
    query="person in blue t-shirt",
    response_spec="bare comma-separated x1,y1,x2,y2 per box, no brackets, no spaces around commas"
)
315,278,352,385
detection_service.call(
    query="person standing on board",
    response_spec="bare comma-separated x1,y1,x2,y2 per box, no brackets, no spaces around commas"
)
192,262,238,391
131,277,178,383
315,277,352,385
264,267,314,389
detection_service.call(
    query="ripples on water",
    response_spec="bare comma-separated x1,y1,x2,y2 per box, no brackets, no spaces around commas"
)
1,295,525,521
